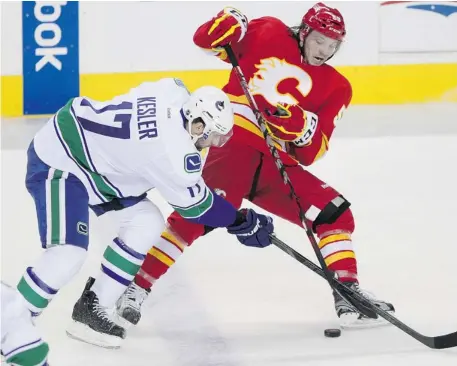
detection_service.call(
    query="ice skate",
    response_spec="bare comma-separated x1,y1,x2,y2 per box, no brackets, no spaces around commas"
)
116,281,151,326
334,282,395,329
66,277,126,349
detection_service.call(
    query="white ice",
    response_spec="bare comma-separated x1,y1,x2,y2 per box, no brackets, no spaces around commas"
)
1,103,457,366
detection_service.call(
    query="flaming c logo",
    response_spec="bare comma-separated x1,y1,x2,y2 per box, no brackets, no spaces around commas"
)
248,57,313,106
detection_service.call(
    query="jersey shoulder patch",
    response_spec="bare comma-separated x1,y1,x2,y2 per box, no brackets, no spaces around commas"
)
184,153,202,173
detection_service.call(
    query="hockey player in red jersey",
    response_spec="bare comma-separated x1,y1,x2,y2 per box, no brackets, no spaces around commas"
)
117,3,395,329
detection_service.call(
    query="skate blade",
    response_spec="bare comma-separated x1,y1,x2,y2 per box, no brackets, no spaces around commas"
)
112,311,135,330
340,311,395,329
66,321,124,349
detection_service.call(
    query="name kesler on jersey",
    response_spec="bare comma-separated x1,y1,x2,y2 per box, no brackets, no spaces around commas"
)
137,97,158,140
184,153,202,173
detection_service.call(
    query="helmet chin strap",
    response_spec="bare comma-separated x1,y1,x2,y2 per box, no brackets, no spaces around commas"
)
180,108,201,142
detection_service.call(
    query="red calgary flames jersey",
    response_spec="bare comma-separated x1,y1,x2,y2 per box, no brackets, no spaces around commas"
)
194,16,352,166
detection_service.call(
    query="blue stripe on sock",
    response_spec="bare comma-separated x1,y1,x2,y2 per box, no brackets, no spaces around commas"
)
113,237,145,260
101,264,131,286
26,267,57,295
4,338,42,357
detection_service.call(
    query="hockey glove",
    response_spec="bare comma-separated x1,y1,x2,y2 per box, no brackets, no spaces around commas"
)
263,103,307,141
207,7,248,47
227,209,274,248
263,103,319,145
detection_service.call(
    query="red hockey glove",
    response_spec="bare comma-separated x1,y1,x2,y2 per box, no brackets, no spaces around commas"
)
262,103,309,142
206,7,248,48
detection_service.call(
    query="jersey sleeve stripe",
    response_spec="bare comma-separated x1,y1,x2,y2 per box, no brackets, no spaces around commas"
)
69,105,124,198
52,113,106,203
179,192,237,228
171,189,214,219
54,100,120,202
169,187,210,210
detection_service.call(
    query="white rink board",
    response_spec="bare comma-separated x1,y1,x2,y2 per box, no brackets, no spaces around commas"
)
2,1,457,76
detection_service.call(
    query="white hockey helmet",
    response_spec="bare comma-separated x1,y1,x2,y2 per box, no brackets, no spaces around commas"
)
182,86,234,149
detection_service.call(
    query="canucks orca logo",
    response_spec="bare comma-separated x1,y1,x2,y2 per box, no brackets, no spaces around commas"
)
184,153,202,173
406,3,457,17
215,100,225,111
77,222,88,235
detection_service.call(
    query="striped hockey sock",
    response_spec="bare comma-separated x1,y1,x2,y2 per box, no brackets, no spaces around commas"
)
17,267,58,316
318,231,358,282
5,340,49,366
93,237,146,307
135,229,186,289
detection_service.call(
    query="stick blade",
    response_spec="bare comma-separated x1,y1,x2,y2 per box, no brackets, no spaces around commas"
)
429,331,457,349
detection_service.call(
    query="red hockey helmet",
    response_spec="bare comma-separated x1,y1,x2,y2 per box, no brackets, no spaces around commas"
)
302,2,346,41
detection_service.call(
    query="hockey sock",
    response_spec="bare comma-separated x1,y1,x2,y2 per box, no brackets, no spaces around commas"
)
317,231,358,282
135,229,186,289
5,341,49,366
2,283,50,365
93,237,147,308
17,245,87,315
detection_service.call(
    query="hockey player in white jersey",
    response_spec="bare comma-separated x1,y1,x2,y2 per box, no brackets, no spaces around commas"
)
4,78,274,357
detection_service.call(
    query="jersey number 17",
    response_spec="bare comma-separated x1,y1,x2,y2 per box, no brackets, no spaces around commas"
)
77,98,132,139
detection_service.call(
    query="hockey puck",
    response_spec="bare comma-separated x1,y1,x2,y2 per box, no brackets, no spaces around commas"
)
324,328,341,338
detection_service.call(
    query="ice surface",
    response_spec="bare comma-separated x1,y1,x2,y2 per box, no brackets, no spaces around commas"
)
1,104,457,365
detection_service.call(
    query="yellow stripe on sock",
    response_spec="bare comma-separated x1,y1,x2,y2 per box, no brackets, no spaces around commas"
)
324,251,355,266
161,230,185,251
319,233,352,249
148,248,174,267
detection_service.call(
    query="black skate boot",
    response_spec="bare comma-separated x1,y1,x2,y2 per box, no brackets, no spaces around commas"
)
334,281,395,329
66,277,126,348
116,281,150,326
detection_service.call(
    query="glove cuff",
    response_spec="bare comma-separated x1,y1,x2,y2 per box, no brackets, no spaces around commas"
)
292,111,319,147
228,209,247,228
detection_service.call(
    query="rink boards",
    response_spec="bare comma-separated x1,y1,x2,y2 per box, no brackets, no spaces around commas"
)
2,62,457,118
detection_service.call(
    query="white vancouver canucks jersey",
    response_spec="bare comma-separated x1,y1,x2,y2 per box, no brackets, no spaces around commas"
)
33,78,213,219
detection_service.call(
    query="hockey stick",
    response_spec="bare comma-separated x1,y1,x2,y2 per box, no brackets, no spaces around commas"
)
222,45,375,319
223,45,457,349
271,234,457,349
